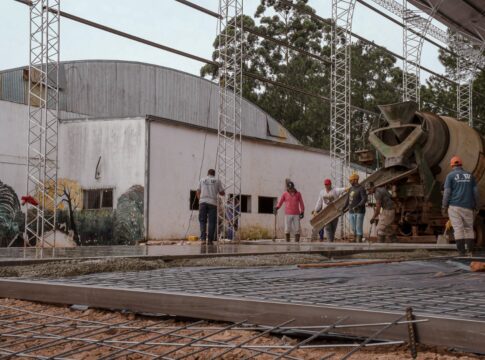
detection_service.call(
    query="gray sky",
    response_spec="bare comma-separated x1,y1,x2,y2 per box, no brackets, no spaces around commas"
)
0,0,445,79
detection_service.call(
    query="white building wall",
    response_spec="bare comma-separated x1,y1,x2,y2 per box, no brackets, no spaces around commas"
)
148,120,335,240
0,101,28,198
58,118,146,205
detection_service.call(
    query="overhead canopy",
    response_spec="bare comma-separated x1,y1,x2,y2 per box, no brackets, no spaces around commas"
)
409,0,485,44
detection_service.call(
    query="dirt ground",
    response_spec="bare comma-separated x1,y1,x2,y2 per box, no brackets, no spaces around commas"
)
0,299,480,360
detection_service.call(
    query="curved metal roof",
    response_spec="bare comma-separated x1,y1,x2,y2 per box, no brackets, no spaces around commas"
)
409,0,485,43
0,60,300,145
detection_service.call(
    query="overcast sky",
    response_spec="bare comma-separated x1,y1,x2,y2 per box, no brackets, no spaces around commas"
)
0,0,446,79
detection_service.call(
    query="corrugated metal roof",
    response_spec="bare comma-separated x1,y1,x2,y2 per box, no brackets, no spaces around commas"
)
0,60,300,145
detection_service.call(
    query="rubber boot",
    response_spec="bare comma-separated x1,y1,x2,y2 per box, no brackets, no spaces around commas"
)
356,235,363,243
465,238,475,257
377,235,386,243
295,234,300,243
285,233,291,243
456,239,466,256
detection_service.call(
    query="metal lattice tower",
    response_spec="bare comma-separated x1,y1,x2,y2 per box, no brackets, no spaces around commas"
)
216,0,243,242
25,0,60,248
331,0,355,189
452,34,485,127
402,0,441,105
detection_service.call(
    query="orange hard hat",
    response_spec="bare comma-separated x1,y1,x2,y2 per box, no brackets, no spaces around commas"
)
450,156,462,167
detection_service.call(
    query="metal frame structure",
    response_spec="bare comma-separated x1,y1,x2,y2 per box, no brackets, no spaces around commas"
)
216,0,243,242
0,302,419,359
330,0,356,190
402,0,441,104
25,0,60,249
452,34,485,127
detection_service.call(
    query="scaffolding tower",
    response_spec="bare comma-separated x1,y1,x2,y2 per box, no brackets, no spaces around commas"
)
402,0,442,105
216,0,243,242
25,0,60,248
330,0,355,189
452,34,485,127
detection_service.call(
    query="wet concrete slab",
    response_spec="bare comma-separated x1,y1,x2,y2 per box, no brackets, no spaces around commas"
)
0,242,455,262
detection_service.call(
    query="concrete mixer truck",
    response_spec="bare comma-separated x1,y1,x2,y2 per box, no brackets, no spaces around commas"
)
310,101,485,247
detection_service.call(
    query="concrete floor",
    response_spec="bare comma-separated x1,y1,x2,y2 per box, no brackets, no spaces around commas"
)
0,242,456,261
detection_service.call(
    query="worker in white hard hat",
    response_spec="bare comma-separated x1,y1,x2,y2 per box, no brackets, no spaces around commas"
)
442,156,479,256
312,178,346,242
344,173,367,243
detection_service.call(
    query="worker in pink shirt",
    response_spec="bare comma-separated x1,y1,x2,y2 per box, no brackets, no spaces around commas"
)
274,181,305,242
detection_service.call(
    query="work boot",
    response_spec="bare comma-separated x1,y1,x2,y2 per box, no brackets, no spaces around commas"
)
465,239,475,257
455,239,466,256
285,233,291,242
356,235,363,243
377,235,386,243
295,234,300,243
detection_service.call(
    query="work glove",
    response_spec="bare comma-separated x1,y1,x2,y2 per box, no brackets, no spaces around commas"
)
441,207,448,217
299,212,304,219
273,207,278,215
370,218,377,225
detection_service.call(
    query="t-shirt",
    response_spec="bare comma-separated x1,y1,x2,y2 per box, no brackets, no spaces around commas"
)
442,167,478,210
346,184,367,214
314,187,346,212
374,187,394,210
198,176,224,206
276,191,305,215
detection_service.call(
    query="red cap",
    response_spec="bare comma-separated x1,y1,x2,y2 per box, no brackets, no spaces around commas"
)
324,179,332,186
450,156,462,167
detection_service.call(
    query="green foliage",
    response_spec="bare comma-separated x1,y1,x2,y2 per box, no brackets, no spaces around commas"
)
202,0,403,151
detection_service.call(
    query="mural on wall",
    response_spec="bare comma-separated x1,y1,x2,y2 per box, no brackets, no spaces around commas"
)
0,179,145,247
113,185,145,245
0,180,24,246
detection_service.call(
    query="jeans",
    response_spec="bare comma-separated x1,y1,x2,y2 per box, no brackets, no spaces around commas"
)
325,218,339,242
349,212,365,236
199,203,217,242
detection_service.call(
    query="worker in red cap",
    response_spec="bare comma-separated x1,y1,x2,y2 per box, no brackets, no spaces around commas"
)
442,155,480,256
311,178,346,242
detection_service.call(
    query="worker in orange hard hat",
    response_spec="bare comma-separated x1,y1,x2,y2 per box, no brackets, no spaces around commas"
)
312,178,346,242
344,172,367,243
442,155,480,256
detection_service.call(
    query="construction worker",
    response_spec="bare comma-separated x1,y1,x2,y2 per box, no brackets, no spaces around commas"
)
196,169,225,244
366,182,396,243
275,181,305,242
442,156,479,256
344,173,367,242
312,179,346,242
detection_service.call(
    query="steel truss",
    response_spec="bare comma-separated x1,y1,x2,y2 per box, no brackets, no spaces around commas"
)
451,34,485,127
26,0,60,248
331,0,356,189
402,0,442,104
216,0,243,242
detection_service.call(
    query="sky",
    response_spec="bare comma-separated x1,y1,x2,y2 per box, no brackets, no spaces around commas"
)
0,0,446,79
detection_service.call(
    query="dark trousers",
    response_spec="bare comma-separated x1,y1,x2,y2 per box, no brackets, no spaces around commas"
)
199,203,217,242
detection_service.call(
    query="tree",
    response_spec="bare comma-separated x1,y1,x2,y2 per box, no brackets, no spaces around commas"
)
202,1,405,151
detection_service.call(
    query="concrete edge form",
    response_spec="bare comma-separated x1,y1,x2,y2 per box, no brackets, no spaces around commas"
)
0,279,483,354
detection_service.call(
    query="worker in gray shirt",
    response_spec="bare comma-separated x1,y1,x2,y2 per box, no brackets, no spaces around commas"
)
196,169,225,244
367,182,396,243
442,156,479,256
